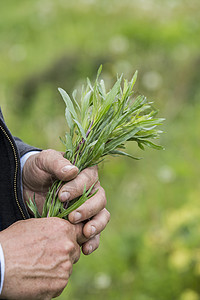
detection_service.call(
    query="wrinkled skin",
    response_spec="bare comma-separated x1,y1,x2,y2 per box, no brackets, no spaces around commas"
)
0,218,86,300
0,149,110,299
22,149,110,255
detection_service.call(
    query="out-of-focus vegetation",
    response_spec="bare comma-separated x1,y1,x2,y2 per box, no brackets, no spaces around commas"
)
1,0,200,299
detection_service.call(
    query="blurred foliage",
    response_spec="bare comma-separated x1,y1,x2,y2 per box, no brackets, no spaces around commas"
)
1,0,200,299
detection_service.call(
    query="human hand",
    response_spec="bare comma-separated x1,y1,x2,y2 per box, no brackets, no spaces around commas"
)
22,149,110,255
0,218,86,300
22,149,79,214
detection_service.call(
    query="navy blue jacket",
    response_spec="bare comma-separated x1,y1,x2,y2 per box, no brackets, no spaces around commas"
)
0,108,38,231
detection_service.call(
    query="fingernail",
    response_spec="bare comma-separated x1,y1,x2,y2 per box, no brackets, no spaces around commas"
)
73,212,82,223
59,191,70,201
90,226,96,237
88,245,93,255
62,165,76,173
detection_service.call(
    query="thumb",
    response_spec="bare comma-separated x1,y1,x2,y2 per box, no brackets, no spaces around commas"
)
37,149,79,181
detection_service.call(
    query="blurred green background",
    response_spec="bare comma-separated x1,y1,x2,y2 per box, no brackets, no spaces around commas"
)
1,0,200,299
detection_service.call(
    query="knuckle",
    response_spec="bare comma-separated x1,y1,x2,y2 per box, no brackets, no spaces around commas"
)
93,235,100,251
62,182,77,195
74,246,81,263
41,149,53,160
45,148,55,155
51,217,67,232
92,209,110,233
39,149,47,158
83,166,98,183
93,165,99,178
49,219,74,240
99,218,106,230
77,202,90,219
52,158,61,171
38,149,55,168
35,150,46,167
99,187,107,206
64,240,75,254
83,205,94,220
105,208,111,222
100,208,110,227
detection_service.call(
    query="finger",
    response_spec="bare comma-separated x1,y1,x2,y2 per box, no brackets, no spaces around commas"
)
74,223,88,246
58,166,98,202
71,242,81,264
36,149,79,181
65,223,86,264
83,208,110,239
82,234,100,255
68,183,106,223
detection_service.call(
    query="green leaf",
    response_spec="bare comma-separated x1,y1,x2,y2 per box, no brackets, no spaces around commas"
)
96,64,102,80
72,89,81,114
99,79,106,98
95,76,122,124
81,90,92,121
73,119,87,140
27,194,41,218
56,181,98,219
87,140,98,148
130,70,138,89
90,125,110,155
87,77,93,91
65,108,73,130
140,140,165,150
37,67,165,221
42,180,61,217
131,95,147,111
138,142,145,150
109,149,141,160
58,88,78,120
122,71,137,102
104,127,141,154
134,118,165,128
65,132,73,152
91,142,105,163
52,199,62,216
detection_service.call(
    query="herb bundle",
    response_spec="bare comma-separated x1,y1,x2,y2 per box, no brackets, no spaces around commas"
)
28,66,164,219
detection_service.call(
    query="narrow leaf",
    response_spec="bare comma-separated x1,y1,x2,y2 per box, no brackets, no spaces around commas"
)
81,90,92,121
140,140,165,150
73,119,87,140
65,108,73,130
65,132,73,152
72,89,81,114
58,88,78,120
109,149,141,160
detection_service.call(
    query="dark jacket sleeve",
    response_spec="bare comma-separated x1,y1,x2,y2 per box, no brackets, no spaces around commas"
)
14,137,41,158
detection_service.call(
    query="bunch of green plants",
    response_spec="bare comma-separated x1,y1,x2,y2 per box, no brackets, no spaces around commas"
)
28,66,164,219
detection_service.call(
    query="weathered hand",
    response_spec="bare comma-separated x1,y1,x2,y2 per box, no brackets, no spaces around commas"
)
0,218,86,300
22,149,79,214
22,149,110,255
60,178,110,255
